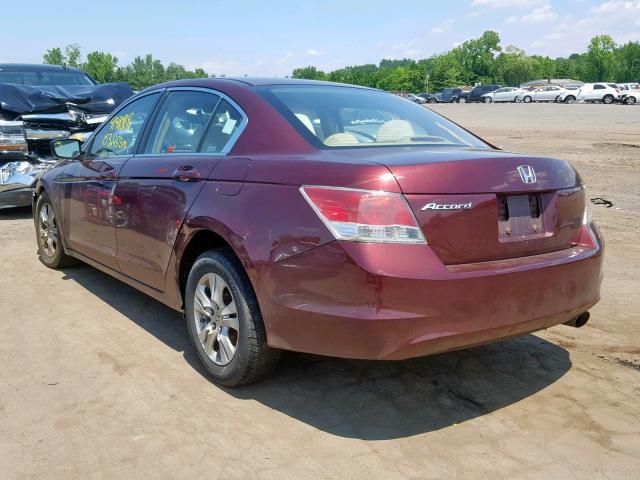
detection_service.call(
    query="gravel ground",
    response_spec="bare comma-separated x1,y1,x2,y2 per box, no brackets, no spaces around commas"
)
1,103,638,479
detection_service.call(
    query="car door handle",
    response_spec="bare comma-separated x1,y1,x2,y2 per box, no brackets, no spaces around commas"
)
172,165,201,182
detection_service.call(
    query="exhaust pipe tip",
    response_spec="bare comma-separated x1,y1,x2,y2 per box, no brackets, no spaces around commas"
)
564,311,590,328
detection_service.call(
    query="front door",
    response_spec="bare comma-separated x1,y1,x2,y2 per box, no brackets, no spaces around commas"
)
59,92,161,270
114,90,246,290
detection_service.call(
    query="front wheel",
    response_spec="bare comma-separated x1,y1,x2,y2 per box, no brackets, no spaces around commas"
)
484,96,492,103
565,95,576,104
428,98,437,104
458,97,467,103
35,193,78,268
625,96,636,105
523,96,532,103
185,249,280,386
602,94,614,104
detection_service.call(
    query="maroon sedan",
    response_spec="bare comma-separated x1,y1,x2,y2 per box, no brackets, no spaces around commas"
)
34,78,603,386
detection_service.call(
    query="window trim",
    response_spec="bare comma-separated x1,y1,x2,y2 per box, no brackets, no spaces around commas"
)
132,86,248,158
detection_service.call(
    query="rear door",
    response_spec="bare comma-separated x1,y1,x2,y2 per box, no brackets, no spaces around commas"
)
113,88,246,290
59,92,161,270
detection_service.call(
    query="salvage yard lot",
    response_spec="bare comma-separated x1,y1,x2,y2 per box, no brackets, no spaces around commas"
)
1,103,639,479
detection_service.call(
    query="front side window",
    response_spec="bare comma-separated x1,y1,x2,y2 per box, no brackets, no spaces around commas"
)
88,93,160,159
144,91,220,154
258,85,491,149
594,84,605,90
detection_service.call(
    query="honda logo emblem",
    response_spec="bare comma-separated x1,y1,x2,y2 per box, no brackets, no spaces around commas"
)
517,165,537,184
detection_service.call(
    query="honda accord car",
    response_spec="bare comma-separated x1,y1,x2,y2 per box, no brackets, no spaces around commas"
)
34,78,603,386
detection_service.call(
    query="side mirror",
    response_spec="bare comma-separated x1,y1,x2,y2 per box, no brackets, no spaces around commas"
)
51,138,81,159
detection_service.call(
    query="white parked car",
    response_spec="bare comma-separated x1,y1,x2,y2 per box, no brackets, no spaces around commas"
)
516,85,569,103
557,86,581,103
620,90,639,105
481,87,523,103
576,83,621,104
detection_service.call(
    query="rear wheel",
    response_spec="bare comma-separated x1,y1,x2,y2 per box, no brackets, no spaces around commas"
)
484,96,492,103
602,94,614,104
523,96,532,103
35,193,77,268
458,97,467,103
565,95,576,104
185,249,280,386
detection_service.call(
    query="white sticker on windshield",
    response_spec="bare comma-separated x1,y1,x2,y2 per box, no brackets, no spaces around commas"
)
222,118,237,134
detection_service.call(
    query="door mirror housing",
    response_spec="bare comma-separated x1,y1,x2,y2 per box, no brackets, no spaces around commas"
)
51,138,82,159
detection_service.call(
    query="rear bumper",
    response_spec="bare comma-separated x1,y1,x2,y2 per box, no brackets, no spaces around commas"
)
257,225,603,360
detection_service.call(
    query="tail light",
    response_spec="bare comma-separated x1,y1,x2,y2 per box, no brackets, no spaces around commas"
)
300,186,426,244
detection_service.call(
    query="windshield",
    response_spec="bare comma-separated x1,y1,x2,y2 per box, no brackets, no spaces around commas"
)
0,69,96,86
257,85,491,149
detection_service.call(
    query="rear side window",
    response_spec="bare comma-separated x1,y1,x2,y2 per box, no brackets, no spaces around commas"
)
144,91,220,154
199,99,244,153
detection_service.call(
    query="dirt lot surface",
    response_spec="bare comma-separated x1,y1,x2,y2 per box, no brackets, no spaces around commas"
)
1,103,639,479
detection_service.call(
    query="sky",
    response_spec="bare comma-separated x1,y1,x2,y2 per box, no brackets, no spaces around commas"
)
2,0,639,76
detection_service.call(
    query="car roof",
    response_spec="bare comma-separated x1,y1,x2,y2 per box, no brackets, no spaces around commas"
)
0,63,89,74
145,77,379,92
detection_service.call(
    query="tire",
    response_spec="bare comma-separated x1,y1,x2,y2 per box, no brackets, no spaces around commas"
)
428,98,437,104
523,96,532,103
34,192,78,268
625,96,636,105
458,97,467,103
484,96,492,103
185,249,280,386
603,94,614,104
565,95,576,104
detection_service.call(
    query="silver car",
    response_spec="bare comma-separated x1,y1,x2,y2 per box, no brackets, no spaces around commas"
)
481,87,522,103
517,86,567,103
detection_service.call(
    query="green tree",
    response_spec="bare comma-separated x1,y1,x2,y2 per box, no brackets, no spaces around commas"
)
453,30,502,84
83,51,119,83
43,47,65,65
65,44,82,67
585,35,617,81
292,66,327,80
495,46,533,86
614,41,640,82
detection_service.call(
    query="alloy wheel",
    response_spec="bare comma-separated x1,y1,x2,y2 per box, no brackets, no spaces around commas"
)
193,272,239,366
39,203,59,258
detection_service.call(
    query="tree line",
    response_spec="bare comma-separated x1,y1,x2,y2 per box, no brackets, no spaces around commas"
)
43,44,208,90
43,32,639,93
292,31,640,92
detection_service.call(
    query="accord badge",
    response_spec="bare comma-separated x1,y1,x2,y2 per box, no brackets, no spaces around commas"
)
421,202,472,211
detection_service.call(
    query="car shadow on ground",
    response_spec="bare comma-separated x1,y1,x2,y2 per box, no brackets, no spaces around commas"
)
0,206,32,220
61,263,571,440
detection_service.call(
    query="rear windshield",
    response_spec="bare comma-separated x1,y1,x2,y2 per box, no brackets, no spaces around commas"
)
257,85,491,149
0,69,95,86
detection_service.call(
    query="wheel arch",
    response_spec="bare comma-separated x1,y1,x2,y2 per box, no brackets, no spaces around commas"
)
176,227,253,309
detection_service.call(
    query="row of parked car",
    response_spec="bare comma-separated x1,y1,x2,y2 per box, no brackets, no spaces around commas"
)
408,82,640,105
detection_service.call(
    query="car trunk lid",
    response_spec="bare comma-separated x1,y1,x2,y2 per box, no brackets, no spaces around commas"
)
369,149,585,264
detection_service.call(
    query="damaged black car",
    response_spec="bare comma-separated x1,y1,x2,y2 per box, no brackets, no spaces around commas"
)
0,63,133,208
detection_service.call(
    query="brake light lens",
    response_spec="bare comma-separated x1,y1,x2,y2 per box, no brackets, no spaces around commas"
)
300,186,426,243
